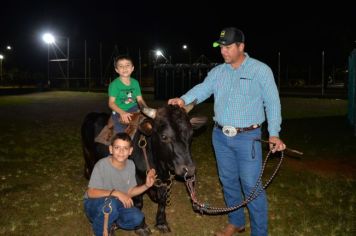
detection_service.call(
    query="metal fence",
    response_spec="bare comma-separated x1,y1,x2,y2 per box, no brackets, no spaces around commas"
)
153,63,218,100
0,48,351,99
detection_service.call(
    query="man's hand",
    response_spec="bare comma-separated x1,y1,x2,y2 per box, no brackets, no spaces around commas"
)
168,98,185,107
269,136,286,153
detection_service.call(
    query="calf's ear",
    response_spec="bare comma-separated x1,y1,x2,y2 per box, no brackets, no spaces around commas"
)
139,119,153,135
190,116,208,130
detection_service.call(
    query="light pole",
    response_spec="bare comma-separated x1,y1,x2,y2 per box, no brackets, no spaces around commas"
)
54,35,70,87
56,36,71,88
182,44,191,64
66,37,70,87
0,46,12,82
0,54,4,81
42,33,70,88
155,49,168,64
42,33,55,88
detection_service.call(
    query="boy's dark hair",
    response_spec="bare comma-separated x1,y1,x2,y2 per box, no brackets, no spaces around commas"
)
110,132,133,147
113,54,133,68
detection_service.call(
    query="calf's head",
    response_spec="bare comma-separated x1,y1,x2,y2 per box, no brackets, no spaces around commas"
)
142,103,206,177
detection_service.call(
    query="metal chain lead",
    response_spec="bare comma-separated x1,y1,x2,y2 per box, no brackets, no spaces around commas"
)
185,150,284,214
154,172,175,206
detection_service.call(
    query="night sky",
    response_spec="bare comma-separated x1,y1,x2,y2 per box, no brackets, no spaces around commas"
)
1,1,356,74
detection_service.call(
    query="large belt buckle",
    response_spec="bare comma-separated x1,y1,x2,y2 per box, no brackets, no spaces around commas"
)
222,126,237,137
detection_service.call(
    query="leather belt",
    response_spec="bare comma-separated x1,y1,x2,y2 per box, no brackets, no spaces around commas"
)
214,122,260,136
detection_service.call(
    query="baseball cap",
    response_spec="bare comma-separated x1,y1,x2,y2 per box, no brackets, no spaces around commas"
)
213,27,245,47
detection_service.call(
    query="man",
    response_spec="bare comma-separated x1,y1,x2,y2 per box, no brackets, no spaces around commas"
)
168,27,286,236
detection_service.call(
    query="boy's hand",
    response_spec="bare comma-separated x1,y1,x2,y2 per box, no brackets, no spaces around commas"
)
114,191,134,208
145,169,156,188
120,112,133,124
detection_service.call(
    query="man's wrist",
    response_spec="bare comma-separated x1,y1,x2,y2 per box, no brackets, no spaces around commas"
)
269,131,279,137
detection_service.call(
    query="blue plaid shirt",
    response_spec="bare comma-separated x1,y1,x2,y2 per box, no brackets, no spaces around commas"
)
181,53,282,137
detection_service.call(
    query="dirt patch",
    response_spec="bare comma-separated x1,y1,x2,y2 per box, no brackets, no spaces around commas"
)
284,158,356,178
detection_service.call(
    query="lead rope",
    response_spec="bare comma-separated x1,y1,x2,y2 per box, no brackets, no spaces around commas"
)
138,135,151,170
137,135,175,206
184,137,305,214
185,149,283,214
102,197,113,236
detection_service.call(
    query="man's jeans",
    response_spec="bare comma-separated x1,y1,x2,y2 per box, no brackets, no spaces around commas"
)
84,197,144,236
212,127,268,236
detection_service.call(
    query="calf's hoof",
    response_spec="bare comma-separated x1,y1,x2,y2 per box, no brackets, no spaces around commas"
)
135,226,151,236
155,224,171,233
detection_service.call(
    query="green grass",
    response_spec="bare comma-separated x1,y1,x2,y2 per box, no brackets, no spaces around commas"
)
281,97,348,119
0,91,355,235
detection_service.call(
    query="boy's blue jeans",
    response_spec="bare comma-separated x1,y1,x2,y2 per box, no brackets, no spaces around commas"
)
112,105,139,133
212,127,268,236
84,197,144,236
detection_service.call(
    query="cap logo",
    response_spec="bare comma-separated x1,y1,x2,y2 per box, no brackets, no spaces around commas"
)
220,30,226,38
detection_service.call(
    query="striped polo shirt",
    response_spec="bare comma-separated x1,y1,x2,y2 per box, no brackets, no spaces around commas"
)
181,53,281,137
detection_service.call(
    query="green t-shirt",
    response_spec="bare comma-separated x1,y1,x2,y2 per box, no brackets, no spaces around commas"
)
108,77,142,111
